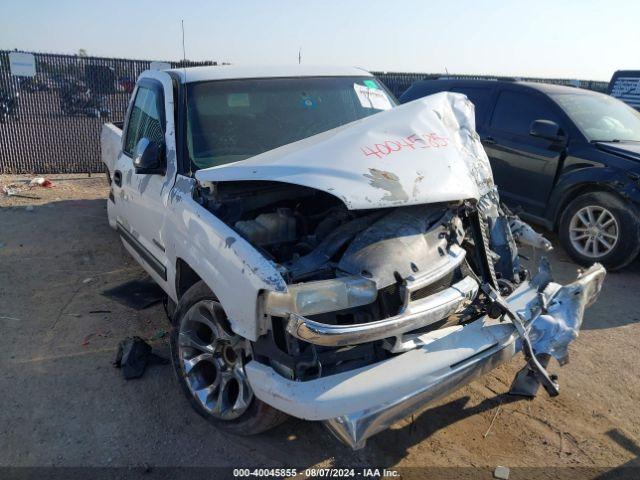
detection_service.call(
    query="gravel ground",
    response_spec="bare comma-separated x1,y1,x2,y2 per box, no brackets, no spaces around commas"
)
1,174,639,478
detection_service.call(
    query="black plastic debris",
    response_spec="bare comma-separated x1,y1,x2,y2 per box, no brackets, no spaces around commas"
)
102,277,164,310
113,336,169,379
509,353,555,398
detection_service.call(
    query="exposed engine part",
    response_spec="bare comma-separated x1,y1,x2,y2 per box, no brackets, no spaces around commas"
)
234,208,297,246
338,205,453,289
464,204,500,289
204,180,535,381
286,211,387,281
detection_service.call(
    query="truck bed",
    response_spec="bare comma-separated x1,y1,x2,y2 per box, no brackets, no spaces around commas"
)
100,122,122,175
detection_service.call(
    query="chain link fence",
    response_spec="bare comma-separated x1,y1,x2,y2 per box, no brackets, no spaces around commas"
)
0,51,216,174
0,50,609,174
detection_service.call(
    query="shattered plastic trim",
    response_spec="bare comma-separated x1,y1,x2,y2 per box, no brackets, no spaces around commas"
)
509,217,554,251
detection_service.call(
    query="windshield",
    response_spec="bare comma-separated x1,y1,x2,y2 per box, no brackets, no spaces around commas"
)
186,76,395,170
551,91,640,142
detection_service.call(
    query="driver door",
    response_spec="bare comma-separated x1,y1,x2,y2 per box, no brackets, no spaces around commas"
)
112,74,176,288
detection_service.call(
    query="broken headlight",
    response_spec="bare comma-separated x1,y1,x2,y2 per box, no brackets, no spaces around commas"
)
263,276,377,317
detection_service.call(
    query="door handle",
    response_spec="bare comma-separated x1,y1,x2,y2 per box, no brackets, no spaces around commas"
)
482,136,497,145
113,170,122,187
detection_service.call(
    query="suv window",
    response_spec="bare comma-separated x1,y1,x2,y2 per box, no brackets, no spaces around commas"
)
490,90,558,135
124,85,164,156
451,86,493,123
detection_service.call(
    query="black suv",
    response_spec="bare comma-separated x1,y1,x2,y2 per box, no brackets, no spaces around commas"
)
400,79,640,270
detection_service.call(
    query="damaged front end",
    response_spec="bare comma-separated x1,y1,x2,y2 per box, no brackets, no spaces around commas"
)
196,180,605,449
192,93,605,449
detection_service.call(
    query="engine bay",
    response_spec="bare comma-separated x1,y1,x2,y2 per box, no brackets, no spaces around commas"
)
197,180,528,381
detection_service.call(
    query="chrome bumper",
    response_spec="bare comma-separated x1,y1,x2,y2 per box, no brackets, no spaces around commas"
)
285,245,476,347
246,265,605,450
287,276,478,347
325,333,516,449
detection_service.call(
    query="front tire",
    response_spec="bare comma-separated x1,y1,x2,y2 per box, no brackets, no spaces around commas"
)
559,191,640,270
170,281,287,435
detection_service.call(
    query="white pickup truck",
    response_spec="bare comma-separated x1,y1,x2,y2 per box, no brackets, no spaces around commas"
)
101,65,606,449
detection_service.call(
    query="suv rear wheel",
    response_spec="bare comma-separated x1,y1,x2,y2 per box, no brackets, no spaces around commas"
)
559,191,640,270
170,281,287,434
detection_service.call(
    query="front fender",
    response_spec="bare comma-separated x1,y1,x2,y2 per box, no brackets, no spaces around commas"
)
164,176,287,341
548,165,640,226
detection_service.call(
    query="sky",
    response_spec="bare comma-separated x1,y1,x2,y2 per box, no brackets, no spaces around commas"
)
1,0,638,81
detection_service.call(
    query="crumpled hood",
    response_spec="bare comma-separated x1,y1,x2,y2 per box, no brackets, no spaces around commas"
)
195,92,494,210
594,141,640,163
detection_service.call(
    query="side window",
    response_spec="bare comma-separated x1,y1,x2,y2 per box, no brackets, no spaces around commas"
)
490,90,558,135
451,86,493,124
123,85,164,156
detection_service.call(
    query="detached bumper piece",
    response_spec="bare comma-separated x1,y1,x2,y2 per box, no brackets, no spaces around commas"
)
246,263,605,450
510,263,606,397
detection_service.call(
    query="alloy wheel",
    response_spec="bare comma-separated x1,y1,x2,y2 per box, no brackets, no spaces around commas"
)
178,300,253,420
569,205,619,258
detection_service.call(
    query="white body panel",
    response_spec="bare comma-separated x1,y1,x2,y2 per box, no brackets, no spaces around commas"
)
100,123,121,230
196,92,494,210
100,122,121,177
167,64,373,83
110,70,178,293
162,176,287,339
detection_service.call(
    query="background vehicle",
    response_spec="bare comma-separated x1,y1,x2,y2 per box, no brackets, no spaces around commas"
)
0,73,20,122
609,70,640,111
58,79,110,118
0,89,17,122
20,77,50,93
85,65,116,95
401,80,640,269
118,75,136,93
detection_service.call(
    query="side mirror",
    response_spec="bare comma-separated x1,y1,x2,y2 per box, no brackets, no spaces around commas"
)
133,138,166,175
530,119,566,143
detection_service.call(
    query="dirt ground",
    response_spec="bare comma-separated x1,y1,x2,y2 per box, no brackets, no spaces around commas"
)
1,174,639,478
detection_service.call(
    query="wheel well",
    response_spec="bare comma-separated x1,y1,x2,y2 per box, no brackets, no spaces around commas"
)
175,259,202,300
553,184,622,229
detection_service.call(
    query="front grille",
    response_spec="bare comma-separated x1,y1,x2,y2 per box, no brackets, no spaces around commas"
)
377,282,403,317
410,268,457,301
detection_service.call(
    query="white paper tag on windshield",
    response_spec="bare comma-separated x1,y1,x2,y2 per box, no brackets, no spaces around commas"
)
354,84,372,108
354,83,392,110
369,88,392,110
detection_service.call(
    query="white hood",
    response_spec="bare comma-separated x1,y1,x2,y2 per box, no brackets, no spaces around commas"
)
195,92,494,210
